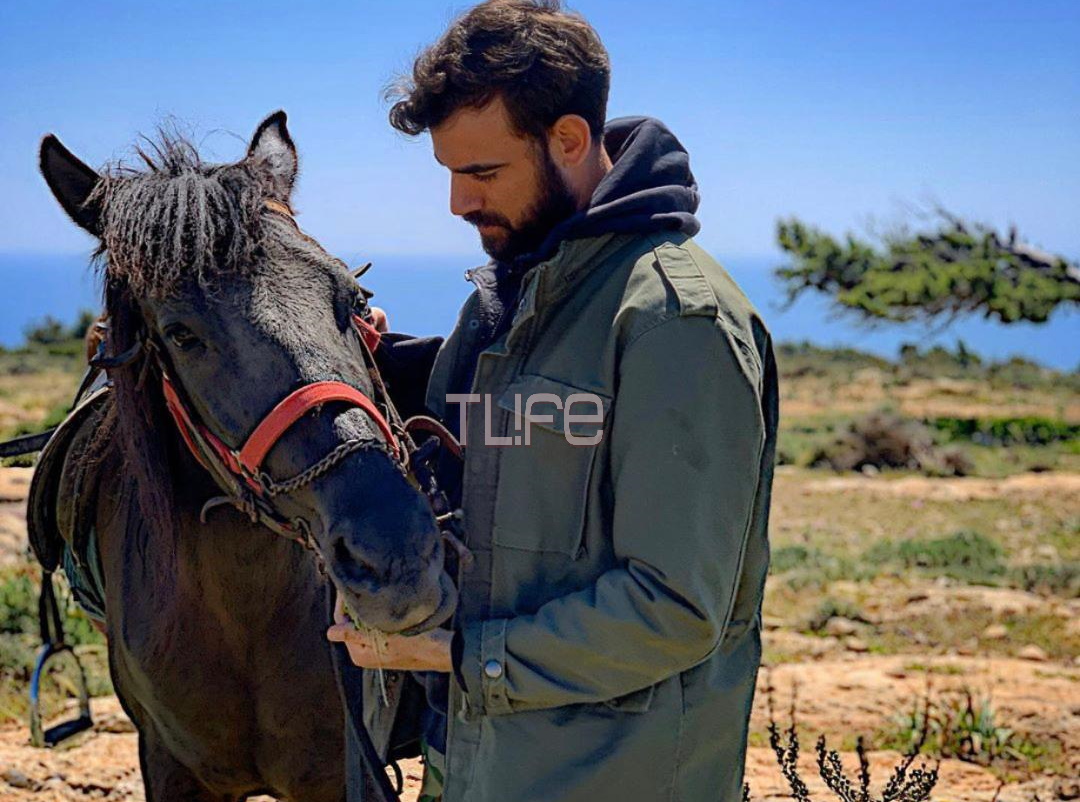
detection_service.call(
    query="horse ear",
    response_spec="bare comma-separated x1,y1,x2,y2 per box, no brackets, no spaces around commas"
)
40,135,103,236
246,110,298,203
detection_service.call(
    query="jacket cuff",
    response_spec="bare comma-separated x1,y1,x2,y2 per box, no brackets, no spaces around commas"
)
457,618,512,717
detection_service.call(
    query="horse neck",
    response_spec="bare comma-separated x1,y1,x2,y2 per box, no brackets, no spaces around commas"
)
113,415,322,634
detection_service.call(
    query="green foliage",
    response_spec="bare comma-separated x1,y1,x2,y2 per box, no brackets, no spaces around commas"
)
864,531,1006,584
23,315,69,345
769,545,874,590
807,597,867,633
69,308,97,340
0,570,38,635
1011,562,1080,598
0,566,104,646
776,210,1080,325
776,340,893,379
22,308,97,346
930,416,1078,447
883,689,1060,772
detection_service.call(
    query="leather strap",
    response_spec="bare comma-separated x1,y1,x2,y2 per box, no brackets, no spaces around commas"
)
239,381,400,473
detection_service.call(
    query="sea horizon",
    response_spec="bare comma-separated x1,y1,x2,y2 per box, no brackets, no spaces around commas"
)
1,250,1076,371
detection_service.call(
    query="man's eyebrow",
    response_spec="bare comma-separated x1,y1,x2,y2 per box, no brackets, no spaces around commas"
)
435,157,509,175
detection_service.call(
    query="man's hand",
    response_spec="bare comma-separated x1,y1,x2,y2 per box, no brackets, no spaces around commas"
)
326,595,452,672
370,306,389,333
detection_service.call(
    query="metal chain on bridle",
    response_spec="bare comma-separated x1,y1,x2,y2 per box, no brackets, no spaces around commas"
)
84,202,468,575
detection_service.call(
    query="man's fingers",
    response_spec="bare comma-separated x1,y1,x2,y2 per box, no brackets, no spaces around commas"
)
326,623,365,644
333,594,348,626
370,307,389,332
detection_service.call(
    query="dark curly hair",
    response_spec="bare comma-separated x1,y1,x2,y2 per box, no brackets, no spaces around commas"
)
387,0,610,141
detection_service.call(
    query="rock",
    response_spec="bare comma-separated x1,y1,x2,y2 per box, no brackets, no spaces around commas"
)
982,623,1008,640
2,768,35,790
1018,644,1048,662
845,637,870,653
824,617,859,637
905,591,929,604
957,639,978,656
860,464,879,477
761,616,785,631
1054,777,1080,800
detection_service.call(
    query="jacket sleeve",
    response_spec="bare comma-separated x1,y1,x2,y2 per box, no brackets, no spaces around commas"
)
456,315,767,715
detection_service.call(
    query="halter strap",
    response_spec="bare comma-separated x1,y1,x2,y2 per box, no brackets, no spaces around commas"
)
239,380,399,473
159,314,399,499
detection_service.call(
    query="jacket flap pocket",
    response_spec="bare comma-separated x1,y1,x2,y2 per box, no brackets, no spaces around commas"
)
496,374,611,440
602,683,655,714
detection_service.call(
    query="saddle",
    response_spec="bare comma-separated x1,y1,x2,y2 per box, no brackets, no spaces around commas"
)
26,371,112,623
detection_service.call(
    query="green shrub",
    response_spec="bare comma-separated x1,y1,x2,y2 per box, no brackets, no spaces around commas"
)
807,597,867,632
930,416,1079,447
864,531,1006,584
882,689,1062,773
1010,562,1080,598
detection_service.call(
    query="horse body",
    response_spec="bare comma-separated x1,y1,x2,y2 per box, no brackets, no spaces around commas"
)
33,112,449,801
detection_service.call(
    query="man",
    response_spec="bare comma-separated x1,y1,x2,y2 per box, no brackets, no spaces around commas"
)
326,1,778,799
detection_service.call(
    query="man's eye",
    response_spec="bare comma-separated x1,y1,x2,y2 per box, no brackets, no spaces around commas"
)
473,171,498,183
165,325,200,351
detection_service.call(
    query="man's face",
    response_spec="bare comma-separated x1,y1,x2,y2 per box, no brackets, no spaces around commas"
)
431,96,577,261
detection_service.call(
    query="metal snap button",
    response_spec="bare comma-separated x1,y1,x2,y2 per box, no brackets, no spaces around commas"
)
483,659,503,679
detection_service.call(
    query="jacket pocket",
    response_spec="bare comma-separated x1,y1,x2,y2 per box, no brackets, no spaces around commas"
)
492,374,610,557
602,683,656,714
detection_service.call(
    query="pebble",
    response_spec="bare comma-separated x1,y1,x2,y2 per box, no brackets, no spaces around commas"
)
1054,777,1080,801
1,768,35,790
844,637,870,653
982,623,1008,640
824,617,859,637
1018,644,1048,662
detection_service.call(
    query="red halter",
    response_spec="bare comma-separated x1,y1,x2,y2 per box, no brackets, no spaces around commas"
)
161,314,398,497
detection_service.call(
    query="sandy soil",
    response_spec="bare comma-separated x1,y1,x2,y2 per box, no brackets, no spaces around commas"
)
1,466,1077,801
2,655,1075,802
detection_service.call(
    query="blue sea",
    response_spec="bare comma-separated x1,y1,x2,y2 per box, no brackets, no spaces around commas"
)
1,251,1077,371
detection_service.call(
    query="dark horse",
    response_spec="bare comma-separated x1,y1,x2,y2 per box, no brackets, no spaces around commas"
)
34,112,453,800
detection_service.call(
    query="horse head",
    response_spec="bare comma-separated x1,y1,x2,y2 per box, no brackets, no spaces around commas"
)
39,111,456,635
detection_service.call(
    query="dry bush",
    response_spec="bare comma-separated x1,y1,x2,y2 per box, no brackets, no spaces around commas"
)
748,680,939,802
811,411,973,476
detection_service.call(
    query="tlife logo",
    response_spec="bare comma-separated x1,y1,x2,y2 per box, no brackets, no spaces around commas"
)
446,393,605,446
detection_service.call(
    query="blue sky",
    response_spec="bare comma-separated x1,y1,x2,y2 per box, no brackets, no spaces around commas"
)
0,1,1077,364
2,0,1077,259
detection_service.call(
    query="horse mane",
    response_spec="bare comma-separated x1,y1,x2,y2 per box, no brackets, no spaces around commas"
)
88,127,267,299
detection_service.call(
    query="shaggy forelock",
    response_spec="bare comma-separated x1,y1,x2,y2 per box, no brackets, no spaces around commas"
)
90,129,267,298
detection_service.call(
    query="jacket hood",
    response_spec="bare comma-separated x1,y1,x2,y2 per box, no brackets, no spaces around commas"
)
452,118,700,398
511,116,700,271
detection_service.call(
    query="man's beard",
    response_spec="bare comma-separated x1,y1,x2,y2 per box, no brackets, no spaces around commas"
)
464,148,578,263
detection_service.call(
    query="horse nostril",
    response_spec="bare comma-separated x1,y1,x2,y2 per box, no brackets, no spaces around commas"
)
333,537,381,584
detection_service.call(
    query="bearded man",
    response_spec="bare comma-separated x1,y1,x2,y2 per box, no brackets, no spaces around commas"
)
326,2,778,799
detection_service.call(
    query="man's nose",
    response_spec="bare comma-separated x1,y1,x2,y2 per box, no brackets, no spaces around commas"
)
449,174,482,217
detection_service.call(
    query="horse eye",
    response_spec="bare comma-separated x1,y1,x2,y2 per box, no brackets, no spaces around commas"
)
165,325,200,351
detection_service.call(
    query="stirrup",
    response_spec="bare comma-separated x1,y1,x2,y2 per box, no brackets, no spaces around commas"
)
29,574,93,747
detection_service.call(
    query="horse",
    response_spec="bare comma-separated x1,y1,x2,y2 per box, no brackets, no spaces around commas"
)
32,111,455,801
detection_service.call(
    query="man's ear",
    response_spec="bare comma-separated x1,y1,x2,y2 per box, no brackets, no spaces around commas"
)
246,110,298,204
548,114,594,169
40,135,103,236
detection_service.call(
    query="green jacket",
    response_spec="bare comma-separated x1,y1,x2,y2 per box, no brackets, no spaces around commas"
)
407,228,778,801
